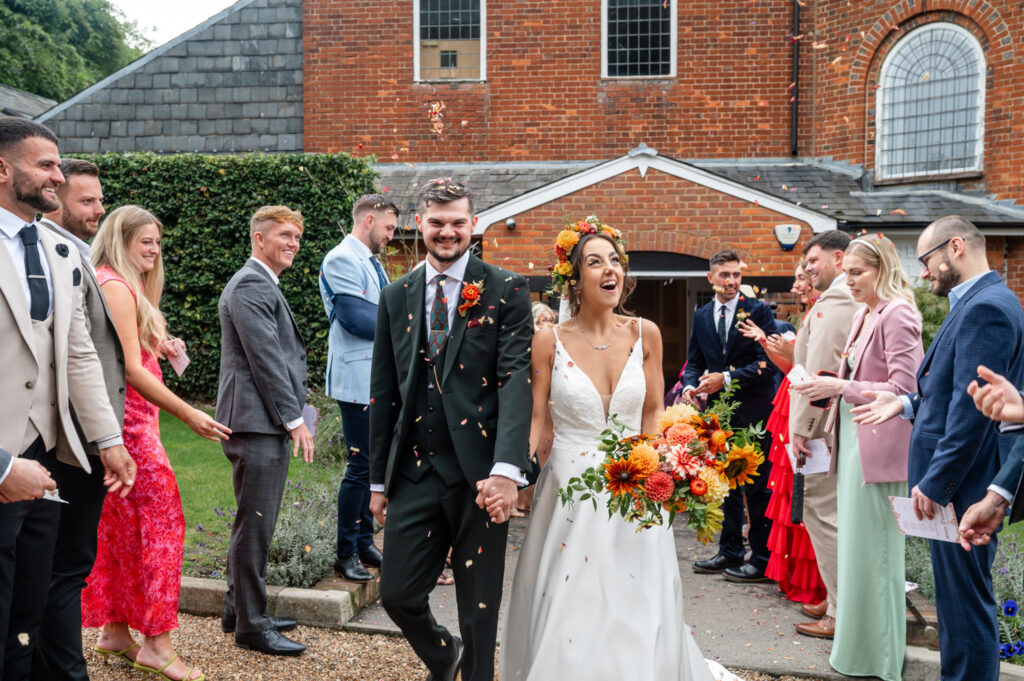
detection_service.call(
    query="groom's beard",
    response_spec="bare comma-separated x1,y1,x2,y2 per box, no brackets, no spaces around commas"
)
426,239,469,264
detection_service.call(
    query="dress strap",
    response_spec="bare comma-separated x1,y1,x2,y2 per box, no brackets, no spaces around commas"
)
552,325,562,344
636,317,643,340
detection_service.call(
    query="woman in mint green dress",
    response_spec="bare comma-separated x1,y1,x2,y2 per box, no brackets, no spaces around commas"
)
794,234,923,681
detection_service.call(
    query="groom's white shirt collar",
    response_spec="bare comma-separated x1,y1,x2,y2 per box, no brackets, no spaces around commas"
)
424,249,470,285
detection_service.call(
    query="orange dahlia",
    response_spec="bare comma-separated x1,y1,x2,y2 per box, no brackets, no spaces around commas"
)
718,443,764,489
665,423,699,448
556,229,581,253
604,456,647,498
655,403,699,434
689,477,708,496
643,471,675,503
627,443,660,477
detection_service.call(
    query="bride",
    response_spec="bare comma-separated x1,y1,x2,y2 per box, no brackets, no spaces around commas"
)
497,226,729,681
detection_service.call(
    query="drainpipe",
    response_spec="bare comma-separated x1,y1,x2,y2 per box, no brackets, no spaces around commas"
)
791,0,800,157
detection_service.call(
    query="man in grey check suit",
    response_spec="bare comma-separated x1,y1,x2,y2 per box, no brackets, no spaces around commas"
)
0,118,135,678
318,194,397,582
216,205,314,656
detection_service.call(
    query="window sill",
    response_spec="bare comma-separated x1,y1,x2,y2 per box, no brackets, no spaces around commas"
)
414,79,487,85
873,169,983,186
600,75,676,82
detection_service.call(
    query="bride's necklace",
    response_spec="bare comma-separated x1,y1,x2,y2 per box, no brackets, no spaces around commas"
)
576,322,614,351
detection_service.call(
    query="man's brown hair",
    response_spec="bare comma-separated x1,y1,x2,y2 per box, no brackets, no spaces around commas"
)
416,177,474,214
249,205,304,238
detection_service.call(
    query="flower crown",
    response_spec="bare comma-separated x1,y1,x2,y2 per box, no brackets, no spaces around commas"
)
548,216,627,296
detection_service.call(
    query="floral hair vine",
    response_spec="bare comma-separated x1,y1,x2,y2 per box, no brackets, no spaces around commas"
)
548,216,627,296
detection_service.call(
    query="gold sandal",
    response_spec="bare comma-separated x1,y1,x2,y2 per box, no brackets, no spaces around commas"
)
133,654,205,681
94,641,140,665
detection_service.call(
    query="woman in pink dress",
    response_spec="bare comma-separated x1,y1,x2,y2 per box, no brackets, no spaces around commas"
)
82,205,230,681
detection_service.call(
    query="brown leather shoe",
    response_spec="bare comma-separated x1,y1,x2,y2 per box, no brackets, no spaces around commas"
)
795,616,835,639
800,600,827,619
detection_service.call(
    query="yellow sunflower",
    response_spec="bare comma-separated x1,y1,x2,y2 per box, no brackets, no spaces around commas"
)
627,443,660,477
655,403,699,434
604,455,648,498
696,501,725,544
717,443,764,489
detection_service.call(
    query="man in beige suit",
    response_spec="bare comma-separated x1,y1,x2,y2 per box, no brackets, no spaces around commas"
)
789,229,858,639
0,118,135,678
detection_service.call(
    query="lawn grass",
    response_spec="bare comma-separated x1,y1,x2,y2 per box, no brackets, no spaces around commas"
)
162,409,344,578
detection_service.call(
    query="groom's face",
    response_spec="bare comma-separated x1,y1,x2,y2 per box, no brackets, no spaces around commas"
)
417,197,477,266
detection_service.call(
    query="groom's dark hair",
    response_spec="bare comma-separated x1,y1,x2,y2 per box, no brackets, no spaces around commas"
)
417,177,475,214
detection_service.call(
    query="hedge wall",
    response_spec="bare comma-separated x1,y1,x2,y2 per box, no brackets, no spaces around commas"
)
81,152,378,401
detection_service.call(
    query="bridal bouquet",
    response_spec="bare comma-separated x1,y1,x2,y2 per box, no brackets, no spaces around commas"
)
557,386,765,539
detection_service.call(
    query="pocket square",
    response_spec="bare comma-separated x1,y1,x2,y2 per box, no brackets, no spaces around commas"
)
72,267,81,286
467,315,494,329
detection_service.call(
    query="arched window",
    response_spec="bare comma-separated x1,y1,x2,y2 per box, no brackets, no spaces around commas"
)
876,23,984,181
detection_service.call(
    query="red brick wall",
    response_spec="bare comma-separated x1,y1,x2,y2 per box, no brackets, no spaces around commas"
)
474,168,810,277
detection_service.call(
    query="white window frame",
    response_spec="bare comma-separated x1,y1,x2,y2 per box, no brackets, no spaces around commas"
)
601,0,677,79
876,22,985,182
413,0,487,83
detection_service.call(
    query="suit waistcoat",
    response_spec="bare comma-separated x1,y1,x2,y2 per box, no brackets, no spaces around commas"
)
396,335,461,486
24,315,57,453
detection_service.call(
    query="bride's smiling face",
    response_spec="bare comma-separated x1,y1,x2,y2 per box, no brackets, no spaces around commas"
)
576,236,624,309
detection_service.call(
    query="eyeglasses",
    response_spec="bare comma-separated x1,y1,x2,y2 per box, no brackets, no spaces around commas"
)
917,238,953,270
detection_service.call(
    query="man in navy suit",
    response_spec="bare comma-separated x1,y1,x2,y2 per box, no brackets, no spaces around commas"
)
684,249,776,582
860,216,1024,681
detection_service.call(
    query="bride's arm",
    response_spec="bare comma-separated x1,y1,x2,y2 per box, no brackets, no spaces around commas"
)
528,327,556,461
640,319,665,434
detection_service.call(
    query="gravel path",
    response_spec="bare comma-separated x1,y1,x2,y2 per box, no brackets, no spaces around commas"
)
83,615,827,681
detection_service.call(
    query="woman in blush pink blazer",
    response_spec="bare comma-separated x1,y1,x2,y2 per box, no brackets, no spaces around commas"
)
793,234,923,681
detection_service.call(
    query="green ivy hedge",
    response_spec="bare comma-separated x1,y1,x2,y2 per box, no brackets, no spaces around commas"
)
81,152,378,401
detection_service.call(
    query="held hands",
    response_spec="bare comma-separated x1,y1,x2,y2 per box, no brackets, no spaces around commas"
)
0,458,56,503
957,490,1009,551
476,475,518,524
99,444,137,498
184,407,232,442
370,491,388,526
968,364,1024,423
849,390,903,425
793,376,846,402
911,485,939,521
288,423,315,463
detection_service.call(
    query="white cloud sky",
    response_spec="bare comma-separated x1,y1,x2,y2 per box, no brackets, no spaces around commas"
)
109,0,239,47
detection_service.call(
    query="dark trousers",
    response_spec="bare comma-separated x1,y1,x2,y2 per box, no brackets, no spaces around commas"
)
380,471,508,681
336,402,373,559
222,432,291,635
31,453,106,681
0,440,61,681
931,534,1000,681
718,433,773,570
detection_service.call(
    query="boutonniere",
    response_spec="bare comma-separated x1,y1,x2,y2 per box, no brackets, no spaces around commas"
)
55,244,69,257
458,280,484,316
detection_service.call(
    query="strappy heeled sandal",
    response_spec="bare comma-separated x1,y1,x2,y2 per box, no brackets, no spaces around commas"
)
93,641,140,666
133,654,206,681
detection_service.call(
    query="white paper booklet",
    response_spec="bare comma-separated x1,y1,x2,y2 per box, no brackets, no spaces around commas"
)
786,363,812,386
888,496,959,542
786,440,831,475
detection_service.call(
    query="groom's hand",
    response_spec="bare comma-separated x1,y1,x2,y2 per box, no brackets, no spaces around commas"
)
476,476,517,524
370,491,388,526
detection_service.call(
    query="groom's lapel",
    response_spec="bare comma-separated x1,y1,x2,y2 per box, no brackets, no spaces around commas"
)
405,268,427,378
442,256,484,385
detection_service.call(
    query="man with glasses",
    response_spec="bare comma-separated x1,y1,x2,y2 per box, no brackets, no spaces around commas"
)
854,215,1024,681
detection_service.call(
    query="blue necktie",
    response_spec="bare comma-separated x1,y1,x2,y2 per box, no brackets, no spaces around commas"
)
20,224,48,321
370,256,388,289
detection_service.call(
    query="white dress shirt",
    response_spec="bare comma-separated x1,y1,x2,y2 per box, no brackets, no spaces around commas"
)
683,294,740,393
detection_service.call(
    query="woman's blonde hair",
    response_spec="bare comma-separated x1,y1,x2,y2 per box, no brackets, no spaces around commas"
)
845,234,918,310
92,205,167,356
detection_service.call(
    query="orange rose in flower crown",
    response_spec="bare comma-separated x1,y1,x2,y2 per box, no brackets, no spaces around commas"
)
458,280,484,316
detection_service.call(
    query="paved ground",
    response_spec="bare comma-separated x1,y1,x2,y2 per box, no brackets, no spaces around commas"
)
348,515,841,679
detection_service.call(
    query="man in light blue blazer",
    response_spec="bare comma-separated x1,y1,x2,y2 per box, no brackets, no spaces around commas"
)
319,194,397,581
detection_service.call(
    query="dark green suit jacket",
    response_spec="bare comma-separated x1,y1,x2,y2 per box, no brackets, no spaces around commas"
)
995,432,1024,524
368,255,533,496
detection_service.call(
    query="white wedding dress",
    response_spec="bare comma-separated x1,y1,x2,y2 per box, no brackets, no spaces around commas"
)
500,323,723,681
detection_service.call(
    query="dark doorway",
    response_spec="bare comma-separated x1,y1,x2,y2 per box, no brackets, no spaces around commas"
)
631,278,690,390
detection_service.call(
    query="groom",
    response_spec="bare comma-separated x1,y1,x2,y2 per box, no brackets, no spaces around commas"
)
369,178,533,681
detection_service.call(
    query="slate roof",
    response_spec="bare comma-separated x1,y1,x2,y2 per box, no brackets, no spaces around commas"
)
0,84,55,119
374,155,1024,230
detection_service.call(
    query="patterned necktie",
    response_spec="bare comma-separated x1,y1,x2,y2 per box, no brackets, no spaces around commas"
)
370,256,388,289
19,224,48,321
428,275,448,358
717,305,728,352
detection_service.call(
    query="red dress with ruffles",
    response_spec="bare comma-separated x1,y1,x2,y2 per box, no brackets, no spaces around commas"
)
81,267,185,636
764,372,828,605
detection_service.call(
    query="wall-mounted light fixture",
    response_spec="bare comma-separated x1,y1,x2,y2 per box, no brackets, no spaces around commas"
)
505,218,517,231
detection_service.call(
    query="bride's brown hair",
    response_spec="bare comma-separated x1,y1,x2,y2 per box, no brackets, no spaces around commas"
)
565,232,636,318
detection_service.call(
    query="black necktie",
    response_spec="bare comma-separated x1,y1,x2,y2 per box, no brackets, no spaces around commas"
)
717,305,727,352
19,224,48,321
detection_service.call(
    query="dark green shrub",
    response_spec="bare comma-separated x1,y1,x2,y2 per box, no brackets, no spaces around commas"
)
913,284,949,351
81,152,377,400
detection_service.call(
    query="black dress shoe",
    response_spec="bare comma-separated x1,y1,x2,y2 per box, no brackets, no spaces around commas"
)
335,553,373,582
425,636,463,681
358,544,383,568
222,614,298,634
723,563,771,583
234,629,306,656
693,554,744,574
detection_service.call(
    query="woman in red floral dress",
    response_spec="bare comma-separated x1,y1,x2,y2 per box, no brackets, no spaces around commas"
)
739,264,827,607
81,206,230,681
